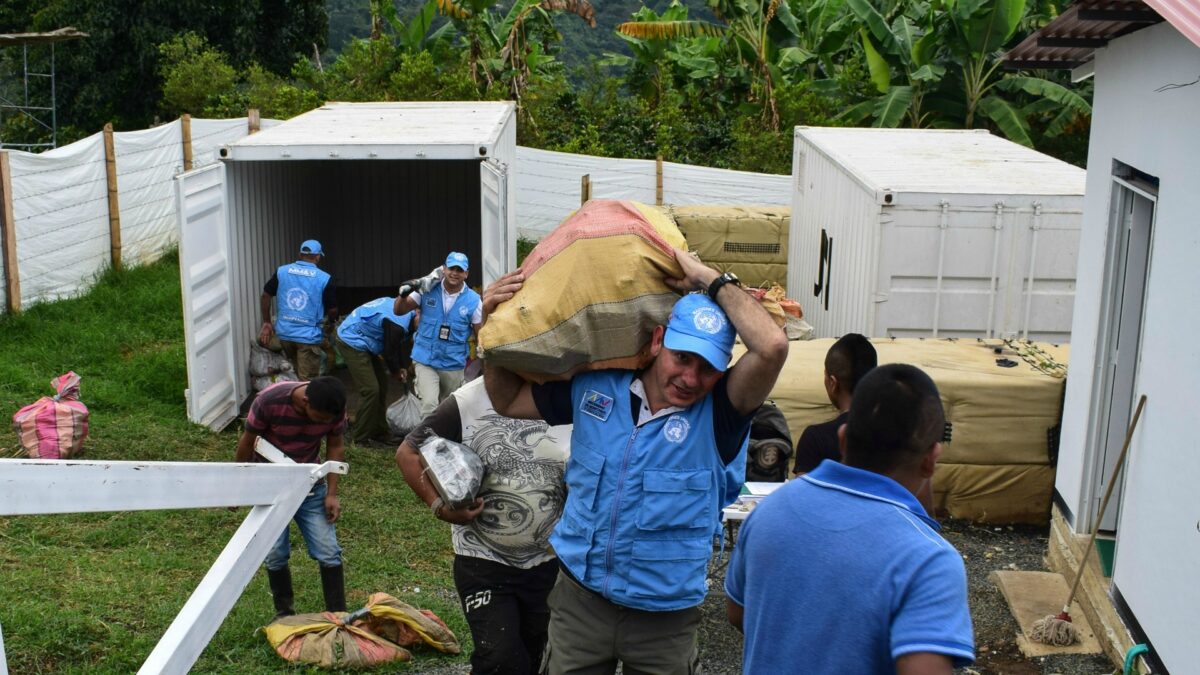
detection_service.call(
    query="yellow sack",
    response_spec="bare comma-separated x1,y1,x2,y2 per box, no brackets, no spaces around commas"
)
263,611,411,668
355,592,462,654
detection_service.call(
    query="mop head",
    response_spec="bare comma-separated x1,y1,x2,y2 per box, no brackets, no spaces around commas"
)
1030,611,1081,646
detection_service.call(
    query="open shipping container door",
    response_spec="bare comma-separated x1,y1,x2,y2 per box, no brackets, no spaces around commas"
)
480,158,509,286
175,163,238,431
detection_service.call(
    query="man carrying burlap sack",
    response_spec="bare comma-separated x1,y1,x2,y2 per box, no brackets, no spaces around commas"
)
484,249,788,675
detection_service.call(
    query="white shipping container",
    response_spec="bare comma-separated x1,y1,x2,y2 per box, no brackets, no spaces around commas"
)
787,127,1085,341
174,102,518,430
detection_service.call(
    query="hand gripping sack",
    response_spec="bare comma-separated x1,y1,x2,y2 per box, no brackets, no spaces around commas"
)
12,371,89,459
478,199,687,382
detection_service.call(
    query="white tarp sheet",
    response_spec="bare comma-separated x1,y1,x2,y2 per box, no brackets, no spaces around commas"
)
114,121,185,266
1,117,792,310
7,133,110,305
514,147,791,239
192,117,255,168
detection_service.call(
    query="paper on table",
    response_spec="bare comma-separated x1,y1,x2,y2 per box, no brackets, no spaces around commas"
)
743,481,785,496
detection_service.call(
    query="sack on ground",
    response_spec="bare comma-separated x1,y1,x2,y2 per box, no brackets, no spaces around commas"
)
418,432,485,509
13,371,89,459
386,394,422,438
478,199,687,382
264,611,411,667
353,592,461,654
249,341,294,378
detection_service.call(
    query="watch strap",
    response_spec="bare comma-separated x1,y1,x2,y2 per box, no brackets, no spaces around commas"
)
707,272,739,298
430,497,445,518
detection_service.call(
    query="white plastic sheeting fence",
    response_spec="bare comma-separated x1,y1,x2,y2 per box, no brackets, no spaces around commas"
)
0,119,790,311
514,147,791,239
0,118,273,310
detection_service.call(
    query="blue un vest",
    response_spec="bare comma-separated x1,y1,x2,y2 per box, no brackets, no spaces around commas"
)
274,261,330,344
551,370,748,612
336,297,413,355
411,282,480,370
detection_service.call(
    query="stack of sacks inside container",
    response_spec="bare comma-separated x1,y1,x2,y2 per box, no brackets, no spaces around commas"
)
479,199,686,382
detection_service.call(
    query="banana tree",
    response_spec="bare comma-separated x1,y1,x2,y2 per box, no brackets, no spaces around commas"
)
607,3,725,105
617,0,804,129
844,0,1090,146
842,0,946,128
490,0,596,102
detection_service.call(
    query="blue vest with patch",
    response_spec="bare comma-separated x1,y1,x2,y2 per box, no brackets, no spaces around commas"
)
552,369,747,612
411,282,480,370
274,261,330,344
336,297,413,355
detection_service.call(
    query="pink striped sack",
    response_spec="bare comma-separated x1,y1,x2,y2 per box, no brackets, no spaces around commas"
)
12,371,89,459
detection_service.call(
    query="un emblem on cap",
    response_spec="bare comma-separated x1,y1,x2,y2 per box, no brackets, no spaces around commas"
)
692,307,726,334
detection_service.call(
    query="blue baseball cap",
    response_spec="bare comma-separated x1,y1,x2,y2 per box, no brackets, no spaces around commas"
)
300,239,323,256
663,293,736,372
445,251,469,271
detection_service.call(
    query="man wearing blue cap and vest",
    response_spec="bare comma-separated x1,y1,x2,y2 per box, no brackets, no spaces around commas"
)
260,240,338,381
335,297,416,446
394,251,483,418
483,250,789,674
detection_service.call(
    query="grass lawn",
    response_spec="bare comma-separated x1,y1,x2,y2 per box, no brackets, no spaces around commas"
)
0,252,467,673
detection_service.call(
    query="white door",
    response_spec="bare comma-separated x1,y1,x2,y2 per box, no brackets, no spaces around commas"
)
175,163,238,431
480,158,510,286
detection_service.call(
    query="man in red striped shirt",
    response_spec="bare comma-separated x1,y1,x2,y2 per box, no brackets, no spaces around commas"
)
235,376,348,620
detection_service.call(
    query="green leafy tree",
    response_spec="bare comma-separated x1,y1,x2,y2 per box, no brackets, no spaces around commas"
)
158,33,238,116
10,0,326,137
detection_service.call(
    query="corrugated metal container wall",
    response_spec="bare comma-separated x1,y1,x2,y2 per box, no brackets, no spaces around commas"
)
224,159,483,399
787,131,884,336
787,127,1083,340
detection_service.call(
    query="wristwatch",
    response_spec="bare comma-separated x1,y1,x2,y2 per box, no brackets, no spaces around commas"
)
430,497,445,519
707,271,740,298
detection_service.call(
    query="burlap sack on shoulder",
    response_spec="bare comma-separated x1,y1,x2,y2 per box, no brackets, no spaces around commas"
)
479,199,686,382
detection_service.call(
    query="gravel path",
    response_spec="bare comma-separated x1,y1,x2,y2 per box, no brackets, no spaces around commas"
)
416,519,1117,674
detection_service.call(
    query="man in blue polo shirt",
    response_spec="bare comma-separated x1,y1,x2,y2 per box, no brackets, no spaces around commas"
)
260,239,337,380
394,251,482,417
484,250,789,674
725,363,975,675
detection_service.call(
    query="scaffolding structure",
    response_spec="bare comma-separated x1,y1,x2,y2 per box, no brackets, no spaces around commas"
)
0,27,87,151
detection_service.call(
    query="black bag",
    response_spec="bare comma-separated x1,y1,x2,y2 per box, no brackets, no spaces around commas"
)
746,402,793,483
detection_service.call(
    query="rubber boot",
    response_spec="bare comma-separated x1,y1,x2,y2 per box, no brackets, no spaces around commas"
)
267,567,295,621
320,564,346,613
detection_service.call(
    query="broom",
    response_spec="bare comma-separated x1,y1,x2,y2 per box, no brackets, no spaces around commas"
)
1030,394,1147,646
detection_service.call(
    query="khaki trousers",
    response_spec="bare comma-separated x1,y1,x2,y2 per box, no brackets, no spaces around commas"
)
542,571,700,675
414,362,464,417
280,340,323,381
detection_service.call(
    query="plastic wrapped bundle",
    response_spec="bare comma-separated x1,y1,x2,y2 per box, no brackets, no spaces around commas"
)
419,434,485,509
478,199,687,382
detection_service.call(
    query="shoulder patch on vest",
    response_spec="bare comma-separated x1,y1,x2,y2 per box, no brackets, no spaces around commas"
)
580,390,614,421
663,415,691,443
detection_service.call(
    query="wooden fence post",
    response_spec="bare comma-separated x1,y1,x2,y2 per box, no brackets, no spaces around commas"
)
181,113,193,171
248,108,261,135
0,151,20,313
580,174,591,206
103,123,122,269
656,155,664,206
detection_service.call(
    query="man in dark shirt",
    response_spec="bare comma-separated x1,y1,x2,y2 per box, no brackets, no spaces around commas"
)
793,334,876,474
235,376,349,620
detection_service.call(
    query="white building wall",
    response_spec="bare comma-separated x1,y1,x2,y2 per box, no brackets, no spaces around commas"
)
1056,22,1200,672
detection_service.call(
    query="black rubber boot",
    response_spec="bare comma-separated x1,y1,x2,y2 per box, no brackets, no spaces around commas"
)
266,566,295,621
320,564,346,613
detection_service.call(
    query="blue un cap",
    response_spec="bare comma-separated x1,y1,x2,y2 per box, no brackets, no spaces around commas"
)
445,251,469,271
663,293,736,372
300,239,323,256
